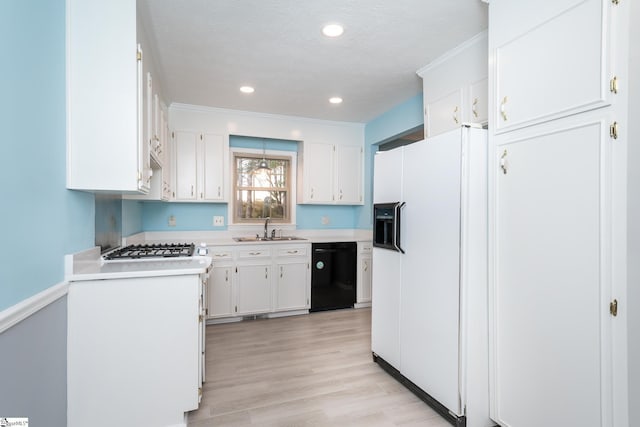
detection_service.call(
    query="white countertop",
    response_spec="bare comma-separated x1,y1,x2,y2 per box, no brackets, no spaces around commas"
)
65,247,211,282
124,229,373,247
65,229,372,281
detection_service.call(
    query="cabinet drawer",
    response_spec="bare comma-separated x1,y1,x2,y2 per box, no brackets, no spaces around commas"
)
359,243,372,253
238,248,272,259
209,248,233,260
276,245,309,258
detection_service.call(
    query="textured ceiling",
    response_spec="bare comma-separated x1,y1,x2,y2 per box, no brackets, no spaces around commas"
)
138,0,488,123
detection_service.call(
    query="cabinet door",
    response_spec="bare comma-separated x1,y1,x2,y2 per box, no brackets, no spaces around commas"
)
174,131,198,200
276,262,309,311
469,78,488,125
335,145,363,205
426,89,463,138
492,119,611,426
160,109,172,200
493,0,610,132
357,254,372,303
373,148,404,203
236,264,272,314
139,71,153,192
201,133,224,201
208,266,233,318
303,142,334,203
66,0,141,192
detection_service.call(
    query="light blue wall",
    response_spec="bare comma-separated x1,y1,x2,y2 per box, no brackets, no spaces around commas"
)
123,200,143,236
1,0,94,311
142,202,228,231
354,94,424,229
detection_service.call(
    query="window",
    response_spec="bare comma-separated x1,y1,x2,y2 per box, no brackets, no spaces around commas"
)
233,152,292,223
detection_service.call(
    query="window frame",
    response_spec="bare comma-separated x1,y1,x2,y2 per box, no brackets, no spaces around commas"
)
229,147,297,226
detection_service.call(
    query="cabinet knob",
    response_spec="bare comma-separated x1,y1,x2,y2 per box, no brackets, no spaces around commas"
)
500,150,508,175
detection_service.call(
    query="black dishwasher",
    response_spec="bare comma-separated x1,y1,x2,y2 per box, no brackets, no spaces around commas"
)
311,242,357,311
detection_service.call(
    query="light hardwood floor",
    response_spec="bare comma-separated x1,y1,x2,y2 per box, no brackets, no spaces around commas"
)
188,308,451,427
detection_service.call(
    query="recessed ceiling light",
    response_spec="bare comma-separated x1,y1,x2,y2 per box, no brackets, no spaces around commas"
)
322,23,344,38
240,86,255,94
329,97,343,104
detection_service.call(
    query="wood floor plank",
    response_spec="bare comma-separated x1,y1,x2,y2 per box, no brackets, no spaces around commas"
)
188,308,450,426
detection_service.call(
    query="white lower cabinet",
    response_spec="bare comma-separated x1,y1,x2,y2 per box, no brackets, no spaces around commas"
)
67,274,202,427
207,247,234,318
357,241,372,304
207,243,311,320
209,266,234,317
275,245,310,311
237,263,272,314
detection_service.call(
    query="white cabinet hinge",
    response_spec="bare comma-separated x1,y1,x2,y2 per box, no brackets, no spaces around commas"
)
610,299,618,316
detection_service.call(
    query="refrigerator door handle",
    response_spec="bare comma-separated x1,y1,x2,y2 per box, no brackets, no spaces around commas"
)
393,202,406,254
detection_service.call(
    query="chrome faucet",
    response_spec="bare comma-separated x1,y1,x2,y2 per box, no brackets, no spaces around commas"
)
264,217,270,239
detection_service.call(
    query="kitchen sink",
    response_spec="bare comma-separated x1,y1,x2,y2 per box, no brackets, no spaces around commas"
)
233,236,307,242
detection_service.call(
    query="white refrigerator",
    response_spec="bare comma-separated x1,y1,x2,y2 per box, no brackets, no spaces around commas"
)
371,125,492,427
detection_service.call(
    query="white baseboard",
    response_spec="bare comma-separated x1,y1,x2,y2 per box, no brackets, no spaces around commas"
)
0,282,69,334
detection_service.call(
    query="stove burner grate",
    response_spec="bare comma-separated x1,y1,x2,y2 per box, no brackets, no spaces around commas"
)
104,243,195,260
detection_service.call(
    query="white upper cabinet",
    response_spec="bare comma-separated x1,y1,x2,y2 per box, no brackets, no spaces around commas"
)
418,31,488,139
201,133,225,201
66,0,148,193
300,142,334,203
335,145,363,204
426,89,464,138
298,141,363,205
174,131,198,201
493,0,610,133
173,131,226,202
469,77,489,125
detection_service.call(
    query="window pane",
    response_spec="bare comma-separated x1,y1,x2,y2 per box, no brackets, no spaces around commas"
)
235,190,288,220
233,153,291,222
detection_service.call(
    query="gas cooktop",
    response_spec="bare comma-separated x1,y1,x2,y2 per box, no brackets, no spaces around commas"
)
103,243,195,260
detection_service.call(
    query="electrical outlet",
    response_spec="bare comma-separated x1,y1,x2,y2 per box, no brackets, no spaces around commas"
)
321,216,330,225
213,216,224,227
168,215,176,227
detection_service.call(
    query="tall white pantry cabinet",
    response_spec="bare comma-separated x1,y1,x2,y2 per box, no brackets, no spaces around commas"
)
487,1,638,426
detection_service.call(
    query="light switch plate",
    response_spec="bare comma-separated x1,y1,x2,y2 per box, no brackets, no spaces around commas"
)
213,216,224,226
